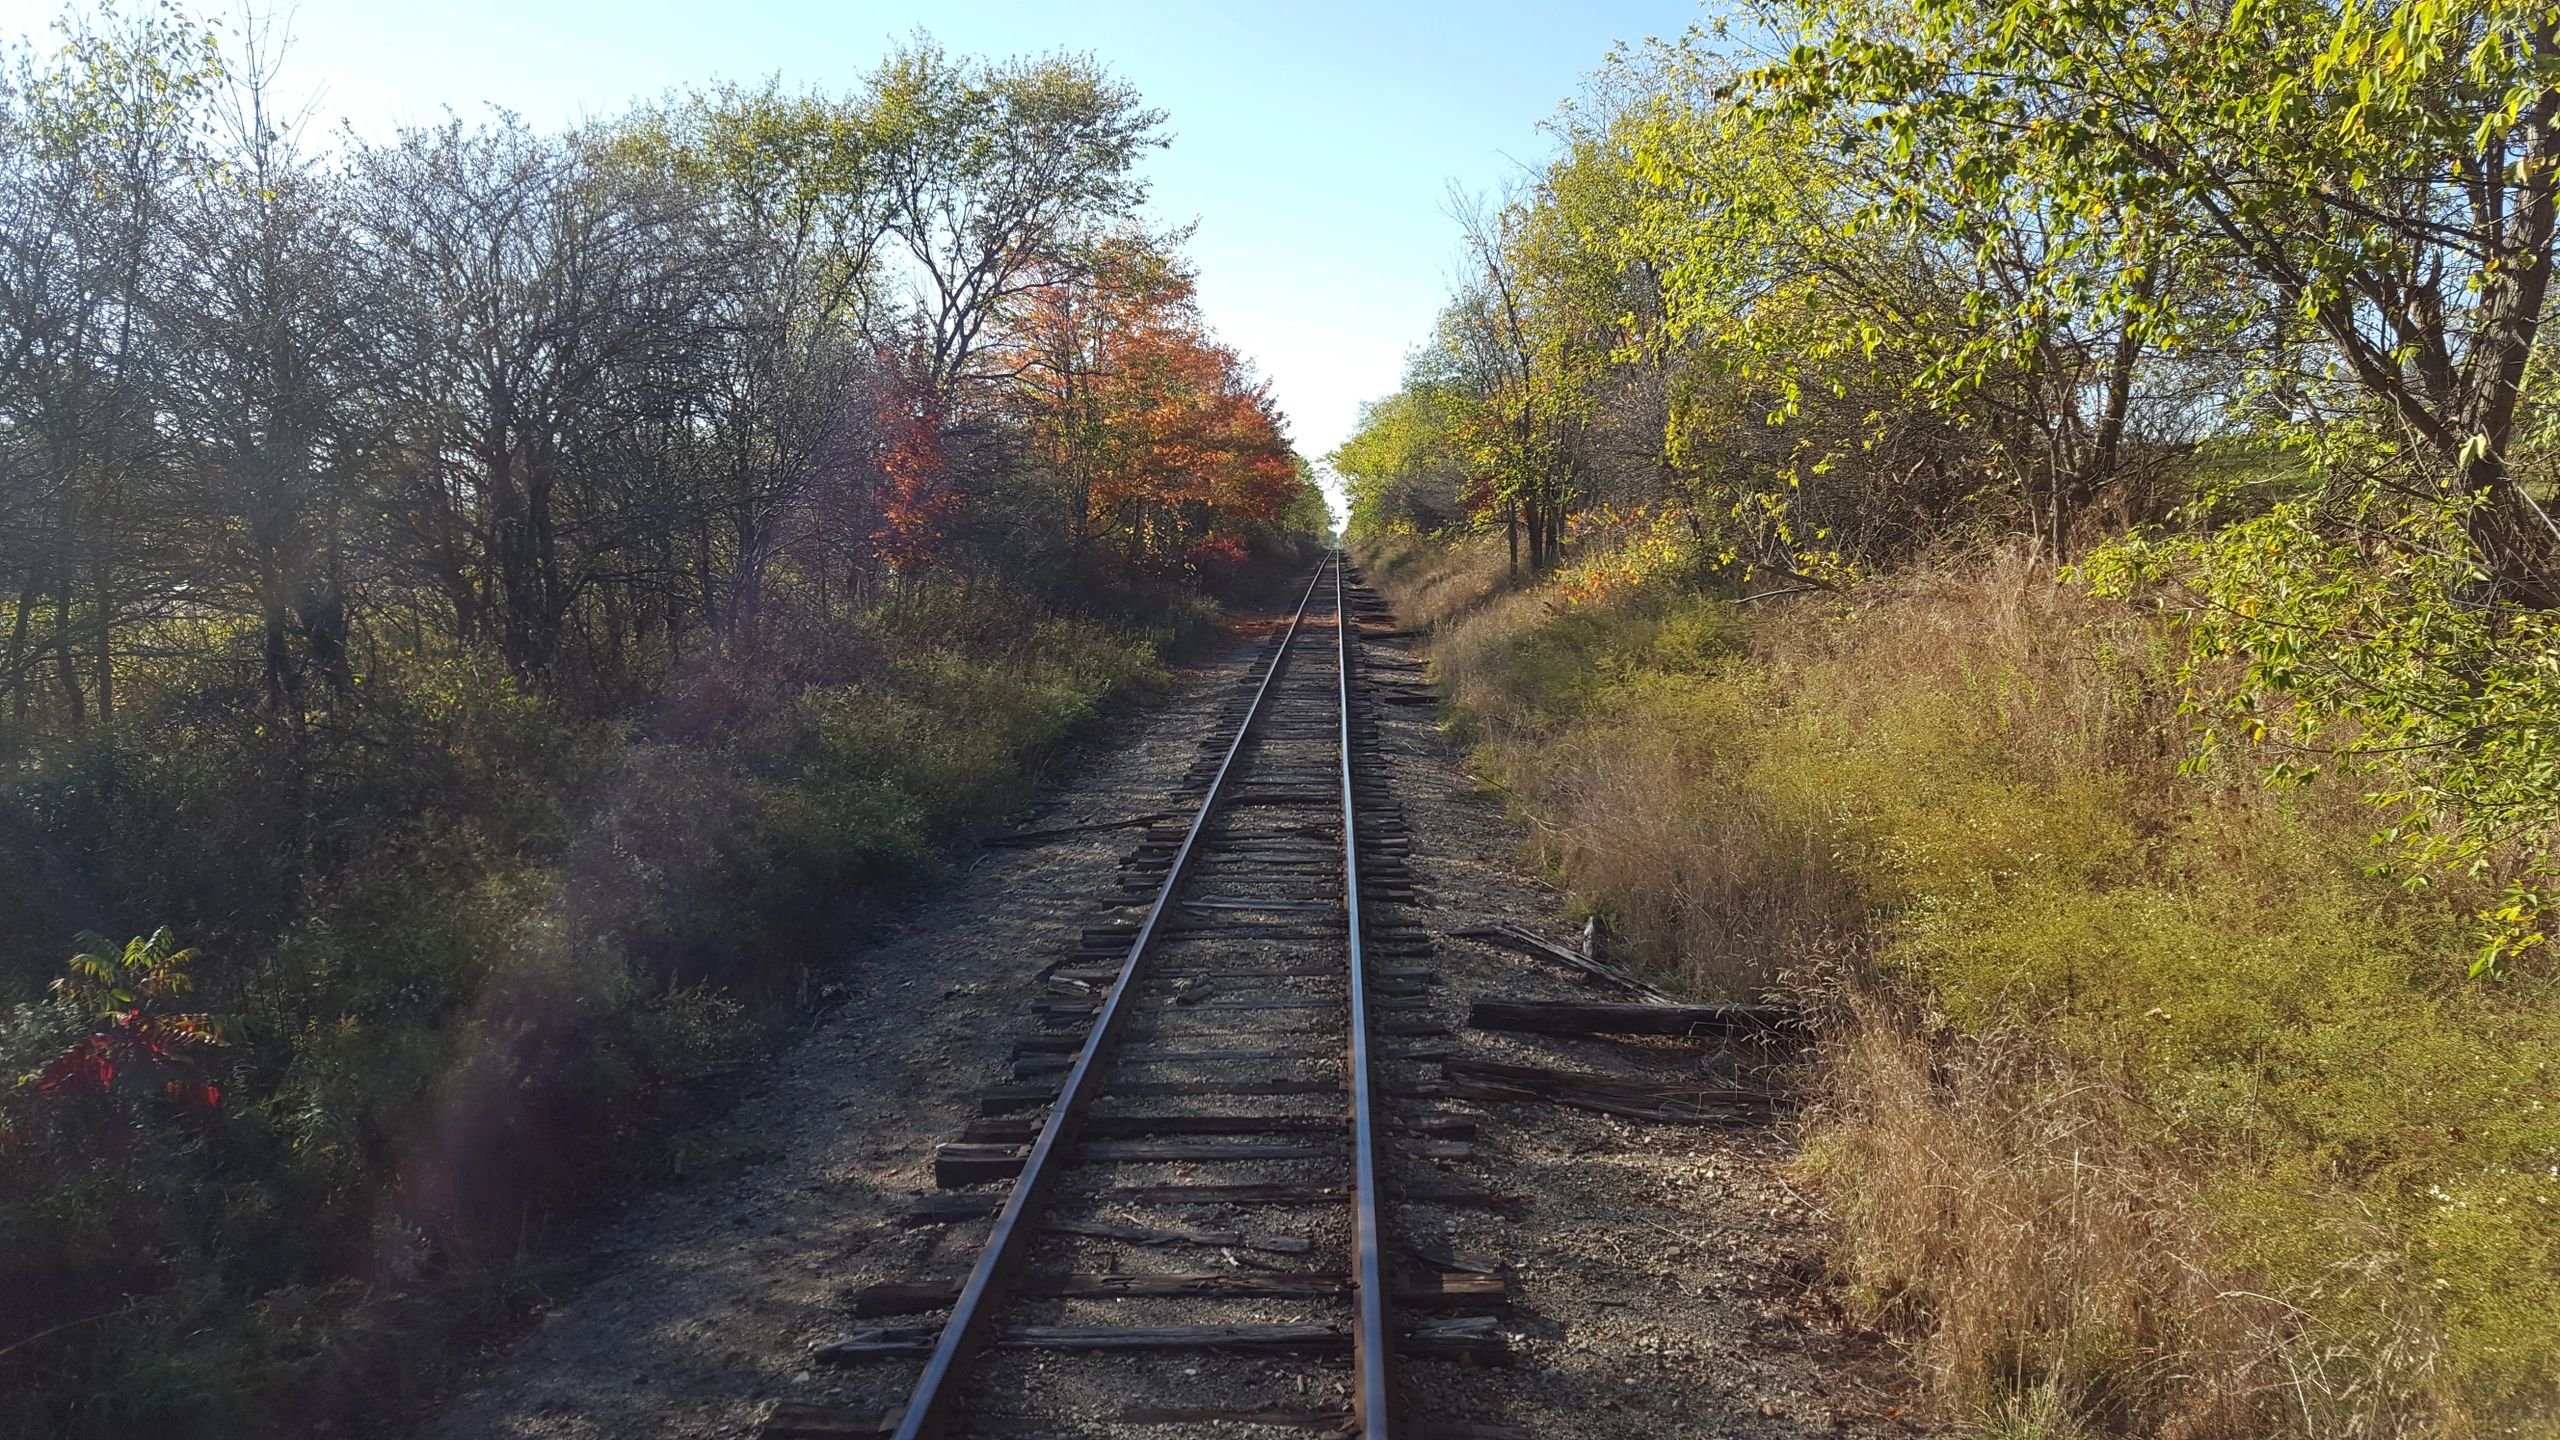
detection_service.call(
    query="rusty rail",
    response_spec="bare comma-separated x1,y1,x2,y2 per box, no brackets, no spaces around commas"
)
888,556,1340,1440
1336,550,1391,1438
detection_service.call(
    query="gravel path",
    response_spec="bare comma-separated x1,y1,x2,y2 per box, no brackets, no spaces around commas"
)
417,600,1920,1439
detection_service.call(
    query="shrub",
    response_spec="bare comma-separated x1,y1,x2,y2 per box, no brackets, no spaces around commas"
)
0,581,1197,1437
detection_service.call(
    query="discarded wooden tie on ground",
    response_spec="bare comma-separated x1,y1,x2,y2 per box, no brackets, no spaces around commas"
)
984,812,1179,846
1440,1056,1779,1124
1467,997,1802,1039
1449,920,1677,1003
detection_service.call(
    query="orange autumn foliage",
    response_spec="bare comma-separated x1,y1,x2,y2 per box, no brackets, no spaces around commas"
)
1007,236,1297,574
869,362,955,572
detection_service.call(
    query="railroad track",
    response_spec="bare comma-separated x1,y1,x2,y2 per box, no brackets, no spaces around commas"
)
766,553,1512,1440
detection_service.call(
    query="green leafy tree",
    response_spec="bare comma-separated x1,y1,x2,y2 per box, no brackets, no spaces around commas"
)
866,38,1167,395
1331,375,1474,536
1754,0,2560,600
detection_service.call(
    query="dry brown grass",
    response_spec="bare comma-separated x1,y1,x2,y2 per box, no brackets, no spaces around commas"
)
1815,994,2288,1438
1356,530,1518,633
1540,737,1859,996
1361,537,1856,996
1806,982,2464,1440
1352,532,2532,1439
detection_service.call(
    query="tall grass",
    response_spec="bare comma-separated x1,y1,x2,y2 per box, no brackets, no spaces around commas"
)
1360,533,2560,1439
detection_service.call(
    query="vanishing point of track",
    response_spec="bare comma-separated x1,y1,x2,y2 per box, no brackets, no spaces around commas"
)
783,552,1503,1440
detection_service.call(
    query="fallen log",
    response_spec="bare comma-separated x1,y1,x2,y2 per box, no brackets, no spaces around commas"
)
1466,998,1802,1039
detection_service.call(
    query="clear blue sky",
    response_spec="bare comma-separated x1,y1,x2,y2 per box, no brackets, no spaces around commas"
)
4,0,1711,500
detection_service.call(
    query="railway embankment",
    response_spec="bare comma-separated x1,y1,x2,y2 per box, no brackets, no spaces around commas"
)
423,559,1914,1439
1354,531,2560,1439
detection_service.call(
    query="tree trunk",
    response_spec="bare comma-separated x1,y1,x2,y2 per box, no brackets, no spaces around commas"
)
263,582,295,717
6,571,39,730
2459,471,2560,607
91,545,113,724
2088,326,2142,504
52,575,84,731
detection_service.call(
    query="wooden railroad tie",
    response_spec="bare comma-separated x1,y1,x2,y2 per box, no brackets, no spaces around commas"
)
984,812,1180,847
935,1131,1476,1187
848,1267,1507,1317
813,1316,1509,1365
757,1402,902,1439
976,1077,1341,1114
958,1111,1477,1144
889,1178,1522,1226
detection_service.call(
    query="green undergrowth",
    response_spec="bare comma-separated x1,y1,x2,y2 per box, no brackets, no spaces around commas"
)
0,587,1216,1439
1357,531,2560,1439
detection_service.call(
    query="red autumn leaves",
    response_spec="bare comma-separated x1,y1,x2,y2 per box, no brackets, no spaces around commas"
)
869,370,957,573
5,930,223,1157
845,241,1294,580
35,1012,223,1113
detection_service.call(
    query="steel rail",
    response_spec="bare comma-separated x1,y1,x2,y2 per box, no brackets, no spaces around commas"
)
889,556,1334,1440
1335,550,1392,1439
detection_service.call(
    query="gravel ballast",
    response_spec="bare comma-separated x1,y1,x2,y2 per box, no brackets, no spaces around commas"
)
416,599,1922,1439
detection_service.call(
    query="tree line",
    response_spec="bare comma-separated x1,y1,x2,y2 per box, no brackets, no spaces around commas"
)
0,8,1318,748
1336,0,2560,963
0,12,1320,1434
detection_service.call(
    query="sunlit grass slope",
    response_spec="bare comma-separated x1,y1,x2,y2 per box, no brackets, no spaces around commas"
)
1358,532,2560,1440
